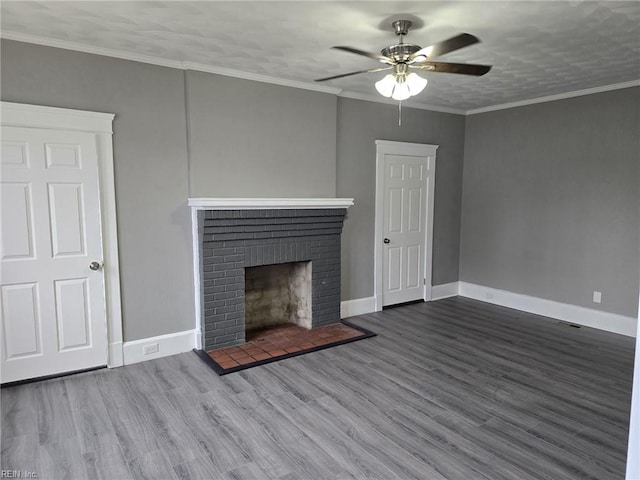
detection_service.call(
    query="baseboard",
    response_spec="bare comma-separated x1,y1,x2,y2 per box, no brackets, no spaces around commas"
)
458,282,637,337
122,329,197,365
341,296,376,318
431,282,460,300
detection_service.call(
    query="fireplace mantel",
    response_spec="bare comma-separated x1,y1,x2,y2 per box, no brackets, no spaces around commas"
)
189,197,353,350
188,197,354,210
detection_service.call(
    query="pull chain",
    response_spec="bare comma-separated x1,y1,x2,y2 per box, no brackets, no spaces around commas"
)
398,101,402,126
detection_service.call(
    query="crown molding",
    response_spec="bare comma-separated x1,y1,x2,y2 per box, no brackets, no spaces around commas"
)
1,31,340,96
3,31,638,115
1,31,185,69
181,61,341,95
466,80,640,115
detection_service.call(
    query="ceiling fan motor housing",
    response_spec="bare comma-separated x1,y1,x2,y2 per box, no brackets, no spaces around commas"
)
381,44,422,62
384,20,421,62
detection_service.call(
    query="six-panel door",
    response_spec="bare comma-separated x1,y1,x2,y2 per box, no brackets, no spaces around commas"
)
1,126,107,383
382,153,430,306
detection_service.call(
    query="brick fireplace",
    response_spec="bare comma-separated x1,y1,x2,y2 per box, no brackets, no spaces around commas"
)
189,199,353,352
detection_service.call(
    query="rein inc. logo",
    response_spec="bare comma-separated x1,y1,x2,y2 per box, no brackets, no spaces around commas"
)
1,471,37,478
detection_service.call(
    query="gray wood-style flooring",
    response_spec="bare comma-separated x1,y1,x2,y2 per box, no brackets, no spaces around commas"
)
1,297,635,480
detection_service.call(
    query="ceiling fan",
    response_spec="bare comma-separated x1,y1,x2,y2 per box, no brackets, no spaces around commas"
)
315,20,491,101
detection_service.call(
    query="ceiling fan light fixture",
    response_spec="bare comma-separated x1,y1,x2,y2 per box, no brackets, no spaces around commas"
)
375,74,397,97
376,71,427,100
391,81,412,101
406,73,428,95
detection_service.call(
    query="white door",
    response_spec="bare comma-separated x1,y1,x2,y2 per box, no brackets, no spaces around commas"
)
1,126,108,383
375,141,437,309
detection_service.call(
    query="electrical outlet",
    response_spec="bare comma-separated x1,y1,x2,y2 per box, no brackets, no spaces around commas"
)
592,291,602,304
143,343,159,355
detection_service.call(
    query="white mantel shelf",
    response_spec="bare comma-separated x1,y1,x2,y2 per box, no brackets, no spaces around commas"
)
188,198,354,210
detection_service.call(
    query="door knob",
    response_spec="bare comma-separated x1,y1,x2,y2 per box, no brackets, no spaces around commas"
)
383,238,390,244
89,261,102,271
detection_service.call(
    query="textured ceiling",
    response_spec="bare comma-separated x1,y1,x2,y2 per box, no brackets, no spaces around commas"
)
2,1,639,112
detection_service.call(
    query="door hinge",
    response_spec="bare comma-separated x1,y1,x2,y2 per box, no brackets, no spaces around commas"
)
423,278,426,285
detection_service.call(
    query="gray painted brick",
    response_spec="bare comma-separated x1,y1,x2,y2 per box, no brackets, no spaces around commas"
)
215,305,237,314
225,311,243,321
204,299,226,309
200,208,347,350
212,247,235,256
213,319,236,330
213,291,236,301
212,262,235,271
224,269,244,277
224,325,244,335
214,334,237,344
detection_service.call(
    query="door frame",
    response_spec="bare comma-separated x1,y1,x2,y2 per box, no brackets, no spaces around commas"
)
1,102,124,368
374,140,438,311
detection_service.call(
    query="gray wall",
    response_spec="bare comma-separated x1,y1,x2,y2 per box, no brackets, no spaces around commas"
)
0,40,340,341
336,98,466,301
3,38,636,342
0,39,194,341
186,71,337,198
460,87,640,317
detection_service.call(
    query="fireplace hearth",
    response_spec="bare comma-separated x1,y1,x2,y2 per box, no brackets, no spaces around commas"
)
190,199,353,352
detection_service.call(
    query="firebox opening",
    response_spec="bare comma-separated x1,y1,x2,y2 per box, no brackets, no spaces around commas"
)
244,261,312,332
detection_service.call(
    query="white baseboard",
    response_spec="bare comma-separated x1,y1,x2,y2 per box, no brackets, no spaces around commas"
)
458,282,637,337
122,329,196,365
341,296,376,318
431,282,460,300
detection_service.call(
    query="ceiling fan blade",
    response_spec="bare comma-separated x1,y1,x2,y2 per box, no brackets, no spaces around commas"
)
315,66,392,82
412,62,491,76
409,33,480,62
332,46,394,64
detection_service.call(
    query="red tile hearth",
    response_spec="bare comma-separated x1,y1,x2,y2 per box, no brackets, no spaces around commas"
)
202,322,374,374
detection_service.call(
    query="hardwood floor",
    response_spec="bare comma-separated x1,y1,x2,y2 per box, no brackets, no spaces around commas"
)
1,297,635,479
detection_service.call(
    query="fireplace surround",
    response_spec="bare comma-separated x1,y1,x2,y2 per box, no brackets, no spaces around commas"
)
189,198,353,352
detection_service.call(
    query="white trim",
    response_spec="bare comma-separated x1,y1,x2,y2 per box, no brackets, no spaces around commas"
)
374,140,438,311
188,197,354,210
1,31,340,96
458,282,637,337
5,31,637,116
338,91,466,115
466,80,640,115
0,101,114,133
340,297,376,319
0,102,124,368
431,282,460,301
191,208,203,351
1,31,186,69
122,330,196,365
96,132,124,367
182,61,341,95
